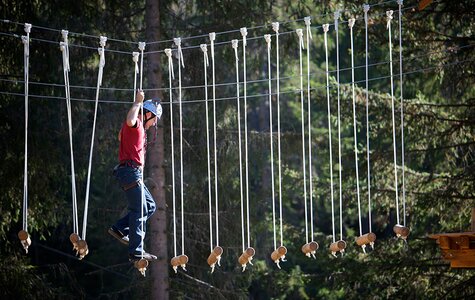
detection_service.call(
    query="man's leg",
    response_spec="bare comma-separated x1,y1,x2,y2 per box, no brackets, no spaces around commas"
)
143,184,156,220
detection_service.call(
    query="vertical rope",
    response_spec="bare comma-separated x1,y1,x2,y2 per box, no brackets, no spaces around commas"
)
304,17,315,241
323,24,336,243
174,38,186,255
132,52,139,102
81,36,107,241
272,22,283,248
21,23,31,233
232,40,245,253
363,4,372,234
296,29,308,244
334,10,344,241
200,44,213,253
348,18,363,237
137,42,146,259
240,27,251,249
387,10,400,225
60,30,78,235
264,34,276,250
209,32,219,247
397,0,407,227
164,48,177,257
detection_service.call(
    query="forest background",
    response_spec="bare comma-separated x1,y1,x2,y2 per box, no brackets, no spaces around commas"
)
0,0,474,299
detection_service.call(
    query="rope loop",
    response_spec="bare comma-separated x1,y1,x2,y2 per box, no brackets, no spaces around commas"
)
164,48,175,79
132,52,139,75
231,39,239,61
200,44,209,66
264,34,271,48
296,29,304,49
209,32,216,60
173,38,185,68
240,27,247,46
348,18,356,28
304,17,312,40
24,23,31,33
386,10,394,29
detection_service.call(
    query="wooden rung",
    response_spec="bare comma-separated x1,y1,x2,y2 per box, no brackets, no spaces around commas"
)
170,256,181,267
178,254,189,266
76,240,89,259
18,230,31,253
245,247,255,257
69,233,80,245
393,224,410,239
329,240,346,253
277,246,287,256
356,232,377,246
301,241,319,255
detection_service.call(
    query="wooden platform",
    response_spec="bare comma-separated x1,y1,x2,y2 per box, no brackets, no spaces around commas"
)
429,232,475,268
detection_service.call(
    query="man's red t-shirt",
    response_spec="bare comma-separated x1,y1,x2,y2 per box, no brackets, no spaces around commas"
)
119,118,145,166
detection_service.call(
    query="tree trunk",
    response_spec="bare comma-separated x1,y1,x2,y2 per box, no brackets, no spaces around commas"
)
145,0,168,299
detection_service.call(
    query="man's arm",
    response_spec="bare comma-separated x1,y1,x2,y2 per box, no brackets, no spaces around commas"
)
126,90,145,127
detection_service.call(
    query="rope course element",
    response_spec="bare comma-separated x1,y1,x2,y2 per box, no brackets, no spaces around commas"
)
386,10,410,240
237,27,256,271
397,0,409,231
206,32,223,273
78,35,107,260
297,28,309,255
264,33,287,269
165,48,179,273
305,16,319,259
356,3,377,252
133,41,150,277
322,23,337,250
232,39,246,271
173,38,190,272
60,30,80,256
18,22,32,254
329,10,347,257
200,44,213,259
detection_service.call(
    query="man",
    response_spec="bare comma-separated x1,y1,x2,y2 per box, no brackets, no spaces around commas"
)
108,89,162,261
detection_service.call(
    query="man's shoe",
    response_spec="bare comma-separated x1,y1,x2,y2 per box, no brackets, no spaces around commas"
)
129,252,158,261
108,227,129,245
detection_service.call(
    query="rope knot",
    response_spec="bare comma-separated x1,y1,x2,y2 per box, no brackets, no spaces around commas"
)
264,34,271,48
240,27,247,46
164,48,175,79
386,10,394,29
21,35,29,56
174,38,185,68
132,52,139,73
348,18,356,28
61,30,69,43
322,24,330,33
99,36,107,47
24,23,31,33
363,4,370,13
397,0,404,5
138,42,146,51
209,32,216,42
200,44,209,67
231,39,239,61
296,29,304,49
304,16,313,40
272,22,279,33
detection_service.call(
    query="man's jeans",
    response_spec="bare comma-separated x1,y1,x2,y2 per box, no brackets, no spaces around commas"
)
113,165,156,255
